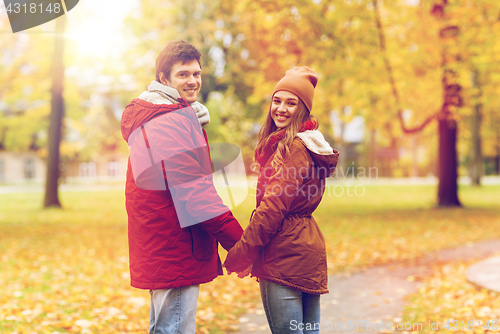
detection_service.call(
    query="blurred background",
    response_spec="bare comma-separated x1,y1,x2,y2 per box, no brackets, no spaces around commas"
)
1,0,499,196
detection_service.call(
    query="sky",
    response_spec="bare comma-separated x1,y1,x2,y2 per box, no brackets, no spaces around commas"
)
65,0,140,59
0,0,139,57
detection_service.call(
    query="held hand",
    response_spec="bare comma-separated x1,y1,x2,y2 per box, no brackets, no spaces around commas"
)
225,264,252,278
236,264,252,279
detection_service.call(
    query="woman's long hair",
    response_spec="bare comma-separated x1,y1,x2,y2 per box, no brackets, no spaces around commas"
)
255,97,318,169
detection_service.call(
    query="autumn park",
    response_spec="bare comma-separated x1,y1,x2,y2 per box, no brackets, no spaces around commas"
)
1,0,500,333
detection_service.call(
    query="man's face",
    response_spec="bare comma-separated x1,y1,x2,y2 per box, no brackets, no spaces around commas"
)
161,59,202,103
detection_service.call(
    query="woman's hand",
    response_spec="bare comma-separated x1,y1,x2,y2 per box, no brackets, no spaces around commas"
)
226,264,252,278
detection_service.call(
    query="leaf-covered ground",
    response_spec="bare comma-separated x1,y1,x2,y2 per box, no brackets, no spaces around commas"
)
0,191,258,334
403,262,500,334
0,184,499,333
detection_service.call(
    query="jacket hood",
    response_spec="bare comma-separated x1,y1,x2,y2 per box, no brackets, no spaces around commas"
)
121,81,187,142
121,98,190,143
297,130,339,178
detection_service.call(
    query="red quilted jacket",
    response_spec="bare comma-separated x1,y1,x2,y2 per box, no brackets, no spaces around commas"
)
121,97,243,290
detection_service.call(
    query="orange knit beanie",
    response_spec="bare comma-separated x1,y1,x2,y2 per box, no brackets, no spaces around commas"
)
272,66,318,112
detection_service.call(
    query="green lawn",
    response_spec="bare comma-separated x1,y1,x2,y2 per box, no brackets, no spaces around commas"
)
0,184,499,333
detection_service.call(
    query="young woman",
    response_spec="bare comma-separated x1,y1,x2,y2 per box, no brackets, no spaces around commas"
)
224,67,339,334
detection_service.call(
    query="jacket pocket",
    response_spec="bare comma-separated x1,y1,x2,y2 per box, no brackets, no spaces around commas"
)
189,225,215,261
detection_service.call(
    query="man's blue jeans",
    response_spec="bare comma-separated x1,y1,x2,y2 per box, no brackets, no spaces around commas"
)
260,280,320,334
149,285,200,334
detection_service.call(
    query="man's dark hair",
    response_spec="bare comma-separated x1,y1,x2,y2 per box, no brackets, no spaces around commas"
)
155,40,202,82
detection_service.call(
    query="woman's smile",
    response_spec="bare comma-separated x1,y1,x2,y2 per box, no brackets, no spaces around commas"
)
271,91,299,128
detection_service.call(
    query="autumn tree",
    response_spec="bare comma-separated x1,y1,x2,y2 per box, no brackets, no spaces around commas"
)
373,0,463,206
432,0,462,206
44,16,66,208
457,0,500,183
0,13,52,163
123,0,500,187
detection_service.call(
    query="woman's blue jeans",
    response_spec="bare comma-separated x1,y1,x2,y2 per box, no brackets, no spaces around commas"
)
260,279,321,334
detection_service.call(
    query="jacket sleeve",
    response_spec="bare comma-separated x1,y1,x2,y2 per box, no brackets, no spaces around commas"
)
224,140,309,272
199,211,243,251
146,112,243,250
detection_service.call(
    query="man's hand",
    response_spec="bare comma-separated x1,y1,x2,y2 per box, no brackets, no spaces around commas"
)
226,264,252,278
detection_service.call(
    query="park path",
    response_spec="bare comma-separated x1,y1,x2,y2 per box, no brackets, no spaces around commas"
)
236,239,500,334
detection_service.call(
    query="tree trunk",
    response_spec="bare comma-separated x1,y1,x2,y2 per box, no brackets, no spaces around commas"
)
337,119,346,178
369,128,376,175
434,0,462,207
44,17,66,208
437,116,461,206
469,70,482,186
496,117,500,175
411,134,418,177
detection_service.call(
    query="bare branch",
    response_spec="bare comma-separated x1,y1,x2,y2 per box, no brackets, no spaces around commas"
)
373,0,437,134
397,108,438,134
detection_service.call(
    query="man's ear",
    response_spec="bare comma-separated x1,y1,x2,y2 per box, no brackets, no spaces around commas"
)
159,72,169,86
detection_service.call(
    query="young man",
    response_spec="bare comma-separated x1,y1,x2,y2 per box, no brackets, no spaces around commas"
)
120,40,243,334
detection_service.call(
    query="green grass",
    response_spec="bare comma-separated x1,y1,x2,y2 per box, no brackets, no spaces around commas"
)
0,184,499,333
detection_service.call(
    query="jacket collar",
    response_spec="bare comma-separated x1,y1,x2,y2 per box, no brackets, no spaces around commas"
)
147,80,181,102
256,120,317,167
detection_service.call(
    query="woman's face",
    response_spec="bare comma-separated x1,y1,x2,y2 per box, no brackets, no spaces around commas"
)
271,91,299,129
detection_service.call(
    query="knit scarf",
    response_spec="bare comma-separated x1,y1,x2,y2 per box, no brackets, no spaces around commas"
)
255,119,317,167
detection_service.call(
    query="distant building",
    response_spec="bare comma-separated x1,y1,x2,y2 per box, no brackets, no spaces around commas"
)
0,151,46,184
0,151,127,184
63,153,128,183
